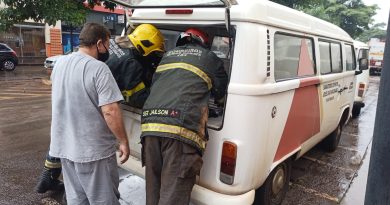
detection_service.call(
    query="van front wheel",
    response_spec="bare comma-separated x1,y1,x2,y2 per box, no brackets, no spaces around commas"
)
254,159,291,205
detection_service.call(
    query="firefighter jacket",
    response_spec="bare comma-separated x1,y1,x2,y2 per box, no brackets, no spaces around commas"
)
106,38,150,108
141,43,228,154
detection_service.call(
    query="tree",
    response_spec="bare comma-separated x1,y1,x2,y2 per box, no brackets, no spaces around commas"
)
0,0,116,31
357,23,387,42
270,0,320,9
271,0,379,39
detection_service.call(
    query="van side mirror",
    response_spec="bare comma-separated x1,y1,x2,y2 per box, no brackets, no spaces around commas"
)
359,58,369,70
355,58,368,75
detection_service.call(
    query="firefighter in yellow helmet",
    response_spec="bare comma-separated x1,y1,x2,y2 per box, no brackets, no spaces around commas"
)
106,23,165,108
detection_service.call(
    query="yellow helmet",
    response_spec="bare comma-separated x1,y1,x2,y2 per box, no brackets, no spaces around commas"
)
128,24,165,56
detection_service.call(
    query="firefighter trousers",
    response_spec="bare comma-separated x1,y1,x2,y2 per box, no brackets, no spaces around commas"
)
143,136,203,205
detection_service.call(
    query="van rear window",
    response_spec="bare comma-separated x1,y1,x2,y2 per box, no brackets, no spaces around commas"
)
274,33,315,81
158,26,233,130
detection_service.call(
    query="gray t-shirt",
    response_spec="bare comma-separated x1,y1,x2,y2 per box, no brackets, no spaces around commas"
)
49,52,124,163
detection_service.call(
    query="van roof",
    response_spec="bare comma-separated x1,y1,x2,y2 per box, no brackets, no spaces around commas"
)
130,0,352,42
232,0,352,42
353,40,369,49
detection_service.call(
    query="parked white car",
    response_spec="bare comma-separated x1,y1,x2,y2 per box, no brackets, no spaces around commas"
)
44,48,78,75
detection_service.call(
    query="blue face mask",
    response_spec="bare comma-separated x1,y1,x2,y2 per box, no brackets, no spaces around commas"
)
97,43,109,62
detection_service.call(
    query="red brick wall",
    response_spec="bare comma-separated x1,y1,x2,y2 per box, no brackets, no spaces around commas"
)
46,28,63,57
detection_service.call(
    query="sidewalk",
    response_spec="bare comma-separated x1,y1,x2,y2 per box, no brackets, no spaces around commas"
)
341,142,372,205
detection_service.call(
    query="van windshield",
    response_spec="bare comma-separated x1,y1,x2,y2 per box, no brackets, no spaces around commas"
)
121,0,225,7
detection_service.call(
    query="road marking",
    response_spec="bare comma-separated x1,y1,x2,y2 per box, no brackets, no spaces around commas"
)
337,145,359,152
302,156,355,172
1,91,51,95
0,93,49,97
290,183,340,202
341,132,359,137
0,97,14,100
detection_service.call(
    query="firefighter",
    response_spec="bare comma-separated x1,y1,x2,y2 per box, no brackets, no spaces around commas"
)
35,24,164,195
141,28,228,205
35,152,63,193
106,24,165,108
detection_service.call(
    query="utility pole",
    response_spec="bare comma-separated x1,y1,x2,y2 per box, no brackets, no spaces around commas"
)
364,13,390,205
70,23,74,52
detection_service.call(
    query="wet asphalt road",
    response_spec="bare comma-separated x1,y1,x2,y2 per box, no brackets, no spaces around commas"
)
0,66,380,205
0,66,63,205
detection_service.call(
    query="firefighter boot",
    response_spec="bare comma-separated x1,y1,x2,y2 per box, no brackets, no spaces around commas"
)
35,167,64,193
36,153,64,193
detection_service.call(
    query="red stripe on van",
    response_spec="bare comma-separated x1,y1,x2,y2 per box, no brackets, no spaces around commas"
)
297,39,314,76
299,77,320,88
273,80,321,162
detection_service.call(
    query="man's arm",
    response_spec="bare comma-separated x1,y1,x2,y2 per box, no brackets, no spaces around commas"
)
101,102,130,164
212,62,228,105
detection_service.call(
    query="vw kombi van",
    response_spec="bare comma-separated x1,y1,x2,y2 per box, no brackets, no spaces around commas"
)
110,0,365,204
352,40,370,117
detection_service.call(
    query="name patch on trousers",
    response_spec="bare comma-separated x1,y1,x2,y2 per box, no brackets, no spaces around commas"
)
142,109,181,118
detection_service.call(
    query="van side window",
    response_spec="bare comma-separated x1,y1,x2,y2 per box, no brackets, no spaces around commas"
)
274,34,315,81
359,49,369,59
345,44,356,71
319,42,331,74
320,41,342,74
331,43,342,72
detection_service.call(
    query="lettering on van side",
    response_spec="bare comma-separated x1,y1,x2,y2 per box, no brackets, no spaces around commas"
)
142,109,181,118
166,49,203,57
322,82,340,101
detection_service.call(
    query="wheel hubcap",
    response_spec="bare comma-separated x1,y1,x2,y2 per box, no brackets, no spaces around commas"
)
272,167,285,195
4,61,14,70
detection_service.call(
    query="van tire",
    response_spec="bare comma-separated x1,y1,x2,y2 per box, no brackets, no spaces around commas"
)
352,106,361,118
322,123,342,152
254,159,291,205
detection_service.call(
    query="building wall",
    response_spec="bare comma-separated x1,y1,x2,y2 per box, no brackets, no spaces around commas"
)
45,21,63,57
0,23,47,64
46,28,63,57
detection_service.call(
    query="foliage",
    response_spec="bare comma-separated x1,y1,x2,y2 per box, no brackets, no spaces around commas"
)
270,0,320,9
0,0,116,31
357,23,387,42
271,0,379,39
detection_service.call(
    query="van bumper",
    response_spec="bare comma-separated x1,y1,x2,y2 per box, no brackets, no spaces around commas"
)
117,154,255,205
191,185,255,205
354,101,365,108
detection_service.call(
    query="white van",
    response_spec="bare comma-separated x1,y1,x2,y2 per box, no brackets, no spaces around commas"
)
111,0,366,204
352,40,370,117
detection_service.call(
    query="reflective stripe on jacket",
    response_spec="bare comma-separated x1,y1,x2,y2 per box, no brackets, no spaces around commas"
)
141,43,228,153
106,39,149,108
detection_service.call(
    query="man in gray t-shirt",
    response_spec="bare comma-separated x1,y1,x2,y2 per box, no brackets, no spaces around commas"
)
49,23,130,204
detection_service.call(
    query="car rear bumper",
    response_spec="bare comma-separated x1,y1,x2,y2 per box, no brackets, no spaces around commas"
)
117,153,255,205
